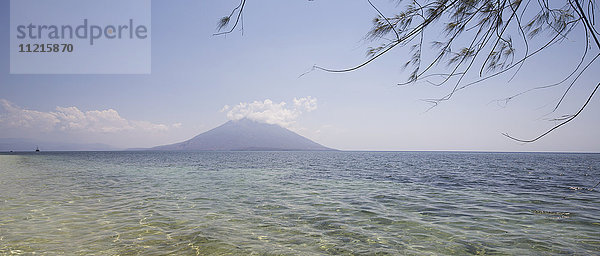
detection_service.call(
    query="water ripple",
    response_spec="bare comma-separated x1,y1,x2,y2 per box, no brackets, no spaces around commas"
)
1,151,599,255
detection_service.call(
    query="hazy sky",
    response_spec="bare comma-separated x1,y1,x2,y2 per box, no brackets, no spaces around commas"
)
1,0,599,151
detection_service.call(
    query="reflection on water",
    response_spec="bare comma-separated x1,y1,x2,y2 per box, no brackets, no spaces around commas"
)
0,151,599,255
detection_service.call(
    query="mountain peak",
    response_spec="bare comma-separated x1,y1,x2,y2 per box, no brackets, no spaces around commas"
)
152,119,334,151
225,118,267,125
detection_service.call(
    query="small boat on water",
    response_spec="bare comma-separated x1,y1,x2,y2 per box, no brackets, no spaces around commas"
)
35,146,40,152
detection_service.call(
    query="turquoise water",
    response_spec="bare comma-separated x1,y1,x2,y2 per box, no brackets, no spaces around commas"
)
0,151,599,255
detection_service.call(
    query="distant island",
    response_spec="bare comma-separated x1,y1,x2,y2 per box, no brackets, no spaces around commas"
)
0,138,115,152
0,119,335,152
150,118,335,151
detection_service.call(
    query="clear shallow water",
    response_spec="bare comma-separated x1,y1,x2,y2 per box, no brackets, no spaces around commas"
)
0,151,599,255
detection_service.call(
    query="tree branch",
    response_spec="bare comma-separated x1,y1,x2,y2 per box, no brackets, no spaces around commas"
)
503,81,600,142
215,0,246,36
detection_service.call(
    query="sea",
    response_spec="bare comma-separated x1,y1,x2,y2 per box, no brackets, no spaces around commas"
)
0,151,599,255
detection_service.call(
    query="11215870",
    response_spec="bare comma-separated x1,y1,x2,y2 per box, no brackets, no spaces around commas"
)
18,44,73,53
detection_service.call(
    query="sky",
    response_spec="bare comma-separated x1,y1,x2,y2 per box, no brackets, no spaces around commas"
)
1,0,599,152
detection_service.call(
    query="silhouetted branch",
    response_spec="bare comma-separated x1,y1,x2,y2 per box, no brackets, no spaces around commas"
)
503,82,600,142
573,0,600,49
367,0,400,40
215,0,246,36
218,0,599,142
492,44,591,107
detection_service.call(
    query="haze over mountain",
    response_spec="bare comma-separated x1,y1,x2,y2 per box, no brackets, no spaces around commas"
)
151,118,334,151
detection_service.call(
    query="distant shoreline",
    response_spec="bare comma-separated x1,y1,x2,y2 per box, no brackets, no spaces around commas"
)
2,150,599,154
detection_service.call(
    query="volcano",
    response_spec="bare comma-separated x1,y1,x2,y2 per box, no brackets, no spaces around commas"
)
151,119,334,151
